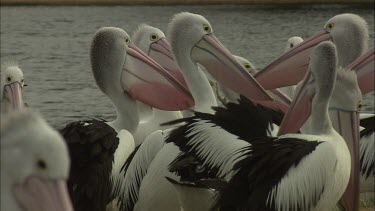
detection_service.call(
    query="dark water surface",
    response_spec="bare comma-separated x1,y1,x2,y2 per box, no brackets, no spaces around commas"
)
1,5,374,127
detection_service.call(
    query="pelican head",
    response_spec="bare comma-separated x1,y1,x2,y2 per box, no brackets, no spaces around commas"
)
1,62,24,112
168,12,271,103
90,27,194,111
216,55,257,104
132,24,188,89
233,55,257,74
326,14,368,67
132,24,167,54
284,36,303,52
256,13,368,90
1,110,72,211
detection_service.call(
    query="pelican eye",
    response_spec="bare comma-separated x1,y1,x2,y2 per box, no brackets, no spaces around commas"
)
203,24,211,33
325,23,334,31
357,101,362,111
6,76,12,83
36,159,47,170
290,43,294,48
244,64,252,70
150,33,158,41
125,38,130,45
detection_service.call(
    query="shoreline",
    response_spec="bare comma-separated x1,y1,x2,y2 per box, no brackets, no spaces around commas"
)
1,0,374,6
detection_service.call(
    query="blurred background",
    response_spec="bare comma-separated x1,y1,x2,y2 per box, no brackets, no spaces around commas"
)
0,1,374,128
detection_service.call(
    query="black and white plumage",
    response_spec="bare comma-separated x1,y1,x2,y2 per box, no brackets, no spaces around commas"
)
359,114,374,194
211,137,323,211
121,97,283,210
60,119,119,211
168,42,352,211
359,114,374,178
165,95,284,145
117,131,166,211
360,114,374,138
161,98,285,211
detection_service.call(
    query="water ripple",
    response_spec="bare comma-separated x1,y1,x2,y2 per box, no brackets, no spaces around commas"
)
1,5,374,128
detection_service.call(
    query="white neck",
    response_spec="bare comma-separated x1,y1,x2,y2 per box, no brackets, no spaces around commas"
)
310,93,334,135
107,92,139,134
175,52,217,114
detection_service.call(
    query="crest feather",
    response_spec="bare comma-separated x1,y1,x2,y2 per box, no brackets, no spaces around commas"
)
1,60,19,72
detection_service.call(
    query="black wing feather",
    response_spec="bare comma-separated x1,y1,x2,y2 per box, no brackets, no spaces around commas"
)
212,137,322,211
166,96,285,185
60,119,119,211
360,115,374,138
359,115,374,178
165,96,284,150
113,144,142,211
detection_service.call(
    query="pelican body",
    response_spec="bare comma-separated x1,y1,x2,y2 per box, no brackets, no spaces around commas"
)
167,41,352,211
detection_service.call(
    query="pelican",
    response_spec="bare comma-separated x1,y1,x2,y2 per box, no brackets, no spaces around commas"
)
118,12,274,211
349,47,375,173
348,48,375,194
280,62,364,210
255,14,369,210
1,62,25,112
59,27,193,211
277,19,371,210
131,24,189,147
279,36,304,99
1,110,73,211
167,41,352,210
